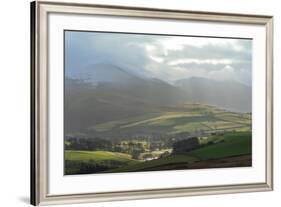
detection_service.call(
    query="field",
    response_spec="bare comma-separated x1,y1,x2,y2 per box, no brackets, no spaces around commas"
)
65,151,138,174
65,150,133,162
65,104,252,175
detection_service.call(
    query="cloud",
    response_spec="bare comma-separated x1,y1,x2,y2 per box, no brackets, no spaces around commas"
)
65,31,252,86
65,32,153,77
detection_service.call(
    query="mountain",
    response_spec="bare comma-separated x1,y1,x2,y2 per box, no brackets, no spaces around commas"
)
64,64,183,135
66,63,183,106
65,64,251,137
174,77,251,112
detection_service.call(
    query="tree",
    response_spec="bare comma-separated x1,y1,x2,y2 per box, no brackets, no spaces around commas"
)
172,137,200,154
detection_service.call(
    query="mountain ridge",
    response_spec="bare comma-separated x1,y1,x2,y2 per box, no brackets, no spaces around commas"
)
65,64,251,136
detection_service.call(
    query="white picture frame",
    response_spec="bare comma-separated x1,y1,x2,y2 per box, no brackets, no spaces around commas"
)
31,1,273,205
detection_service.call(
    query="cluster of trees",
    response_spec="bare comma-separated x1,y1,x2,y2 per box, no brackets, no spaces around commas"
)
65,137,149,159
66,134,218,160
114,140,174,159
65,137,112,151
113,142,145,159
172,135,225,154
172,137,200,153
65,135,172,160
65,160,126,175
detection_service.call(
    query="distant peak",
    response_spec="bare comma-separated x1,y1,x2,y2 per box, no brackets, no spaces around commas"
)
174,76,209,84
188,76,208,81
89,63,138,77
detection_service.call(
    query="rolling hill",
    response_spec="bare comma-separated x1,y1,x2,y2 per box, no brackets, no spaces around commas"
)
65,64,252,138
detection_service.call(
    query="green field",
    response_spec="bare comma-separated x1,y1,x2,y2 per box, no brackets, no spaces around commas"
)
65,151,138,174
65,150,133,162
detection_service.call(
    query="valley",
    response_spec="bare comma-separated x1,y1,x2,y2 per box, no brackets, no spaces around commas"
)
65,103,251,175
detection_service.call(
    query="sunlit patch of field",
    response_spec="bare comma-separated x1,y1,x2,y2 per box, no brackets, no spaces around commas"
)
65,150,134,162
216,113,251,123
121,112,203,128
172,122,209,133
139,148,172,160
198,135,224,145
92,113,160,132
201,121,243,129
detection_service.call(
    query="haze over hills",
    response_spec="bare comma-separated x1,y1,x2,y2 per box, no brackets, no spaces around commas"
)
175,77,251,112
71,63,145,86
65,63,251,136
66,63,183,105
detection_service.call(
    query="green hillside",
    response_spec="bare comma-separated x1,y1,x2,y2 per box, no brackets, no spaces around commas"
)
91,104,251,136
190,131,252,160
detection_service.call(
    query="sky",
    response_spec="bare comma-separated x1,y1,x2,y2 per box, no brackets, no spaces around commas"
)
65,31,252,86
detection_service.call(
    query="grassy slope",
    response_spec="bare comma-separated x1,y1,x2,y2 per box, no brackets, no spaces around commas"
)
91,104,251,135
190,131,251,160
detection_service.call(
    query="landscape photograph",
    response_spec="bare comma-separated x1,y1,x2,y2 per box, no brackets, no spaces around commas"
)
64,31,252,175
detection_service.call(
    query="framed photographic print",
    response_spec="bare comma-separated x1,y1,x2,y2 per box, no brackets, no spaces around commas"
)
31,1,273,205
